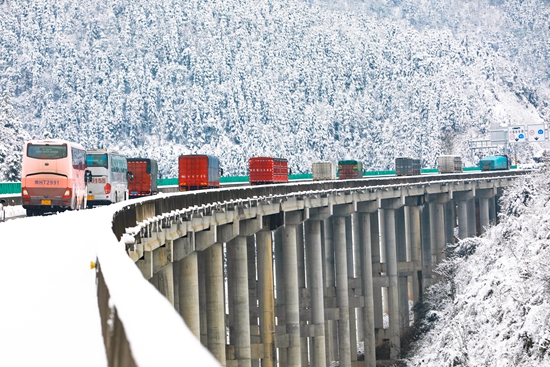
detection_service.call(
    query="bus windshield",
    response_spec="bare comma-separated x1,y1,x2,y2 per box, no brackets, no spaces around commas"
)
86,154,108,168
27,145,67,159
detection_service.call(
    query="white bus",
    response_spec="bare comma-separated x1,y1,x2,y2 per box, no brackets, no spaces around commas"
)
85,149,130,207
21,139,89,216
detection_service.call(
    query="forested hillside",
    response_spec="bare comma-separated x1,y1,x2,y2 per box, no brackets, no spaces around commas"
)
0,0,549,179
406,156,550,366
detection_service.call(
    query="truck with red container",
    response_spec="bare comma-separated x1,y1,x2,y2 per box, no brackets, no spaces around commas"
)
337,160,364,179
248,157,289,185
178,155,222,191
127,158,158,198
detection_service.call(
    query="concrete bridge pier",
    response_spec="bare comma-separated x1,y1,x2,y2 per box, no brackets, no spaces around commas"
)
227,235,252,367
489,196,497,225
379,198,403,360
323,217,339,365
283,210,306,367
476,188,496,234
404,197,423,319
351,212,365,345
427,193,451,263
444,201,456,246
345,215,358,363
204,242,227,365
178,252,200,338
274,227,288,366
420,204,433,288
395,207,410,331
306,207,331,367
257,226,276,367
357,201,379,367
295,223,309,367
333,203,356,367
455,191,475,239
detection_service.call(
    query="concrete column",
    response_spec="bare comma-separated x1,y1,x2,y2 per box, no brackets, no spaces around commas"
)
247,236,260,367
150,262,175,306
257,230,275,367
323,217,338,365
352,212,365,344
467,198,477,237
370,212,384,331
457,199,469,239
395,207,407,263
205,243,227,365
429,202,445,263
198,251,208,346
333,215,352,367
420,204,432,288
406,204,422,310
305,219,327,367
274,228,287,366
380,200,401,360
228,236,252,367
357,202,377,367
296,224,309,367
489,196,497,225
445,201,456,246
178,253,200,338
395,207,410,330
345,216,358,363
477,188,495,234
479,197,490,232
283,216,303,367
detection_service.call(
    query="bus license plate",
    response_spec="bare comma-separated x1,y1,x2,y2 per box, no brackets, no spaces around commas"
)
87,195,94,200
41,199,51,205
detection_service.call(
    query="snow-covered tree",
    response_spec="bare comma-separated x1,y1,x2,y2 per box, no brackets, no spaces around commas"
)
0,91,29,181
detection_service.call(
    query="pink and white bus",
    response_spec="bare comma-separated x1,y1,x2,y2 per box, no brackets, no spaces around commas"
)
21,139,89,216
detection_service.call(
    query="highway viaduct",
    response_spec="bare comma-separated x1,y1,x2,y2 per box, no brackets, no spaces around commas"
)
99,170,524,366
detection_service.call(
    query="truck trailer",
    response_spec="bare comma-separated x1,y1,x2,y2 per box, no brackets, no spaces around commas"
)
178,155,222,191
438,155,463,174
127,158,158,198
337,160,363,179
395,157,421,176
312,162,336,181
479,155,510,171
249,157,289,185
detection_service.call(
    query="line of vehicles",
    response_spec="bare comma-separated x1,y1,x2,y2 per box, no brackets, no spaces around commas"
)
19,139,512,216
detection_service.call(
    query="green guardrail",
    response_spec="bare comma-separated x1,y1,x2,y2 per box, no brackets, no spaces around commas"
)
157,178,178,186
421,168,439,174
289,173,312,180
0,182,21,195
363,170,395,176
220,176,249,183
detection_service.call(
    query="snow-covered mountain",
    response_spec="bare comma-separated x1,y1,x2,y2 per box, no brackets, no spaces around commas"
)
406,156,550,366
1,0,549,180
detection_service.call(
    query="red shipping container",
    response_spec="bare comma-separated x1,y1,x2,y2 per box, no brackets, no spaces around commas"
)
249,157,289,185
127,158,158,198
178,155,221,191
